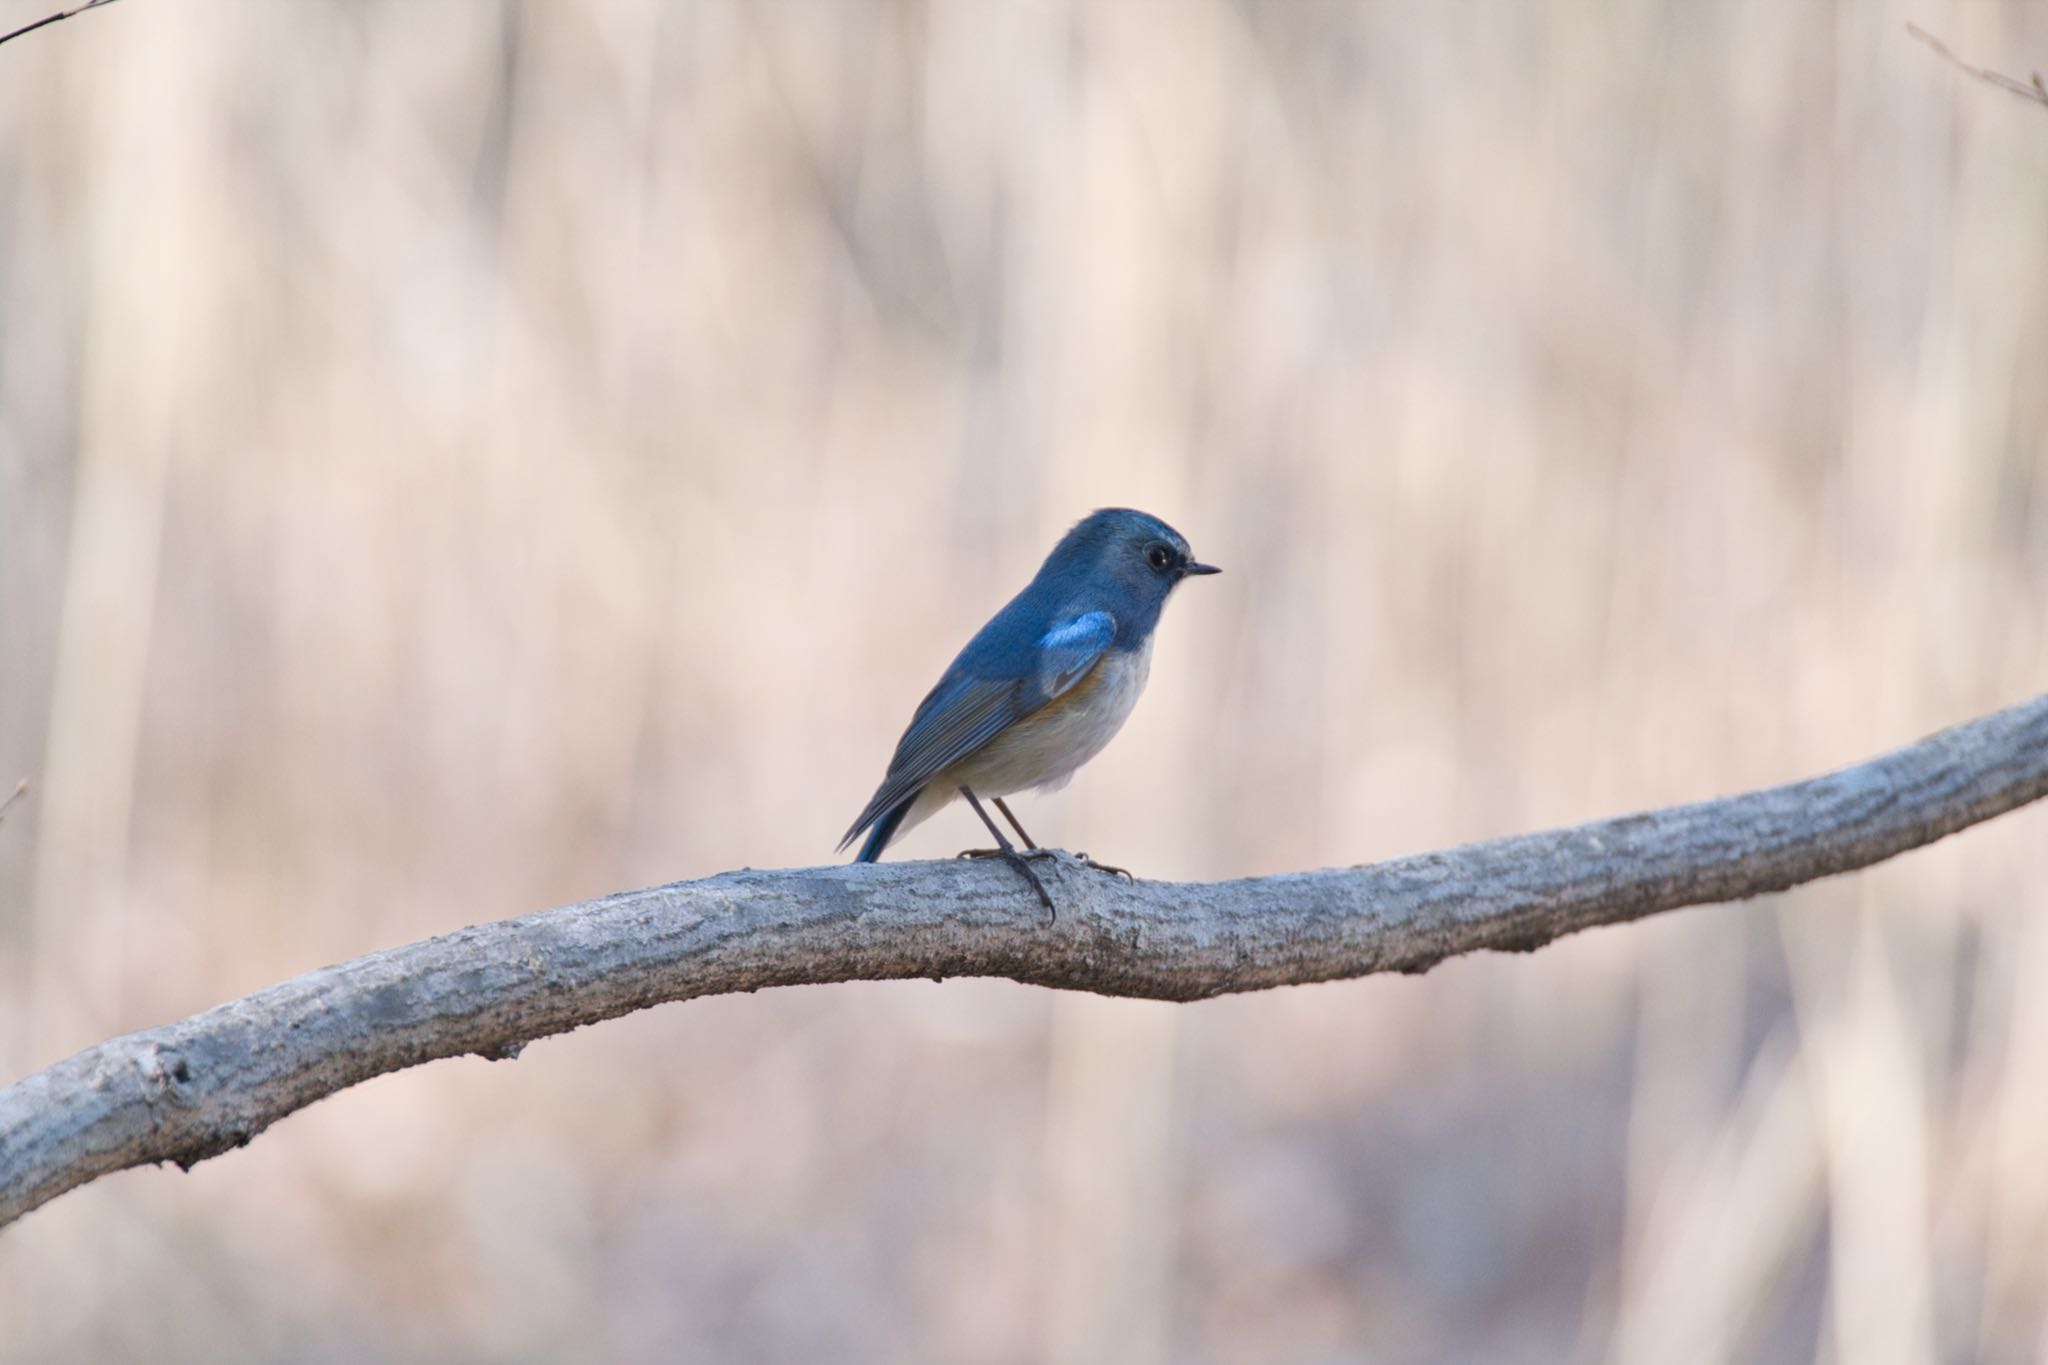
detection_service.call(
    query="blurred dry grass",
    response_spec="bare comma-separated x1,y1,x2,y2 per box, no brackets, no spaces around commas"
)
1,1,2046,1361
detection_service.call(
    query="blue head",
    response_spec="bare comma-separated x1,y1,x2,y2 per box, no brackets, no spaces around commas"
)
1027,508,1220,646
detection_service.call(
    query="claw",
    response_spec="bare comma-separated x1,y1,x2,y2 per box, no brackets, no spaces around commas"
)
955,845,1132,915
956,846,1059,921
1072,852,1134,880
981,847,1056,918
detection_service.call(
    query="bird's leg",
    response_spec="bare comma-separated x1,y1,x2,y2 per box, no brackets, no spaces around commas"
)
990,797,1039,850
983,795,1132,880
958,795,1057,866
955,786,1056,919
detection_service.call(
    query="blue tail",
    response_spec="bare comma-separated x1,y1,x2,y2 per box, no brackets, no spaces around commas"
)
854,798,915,863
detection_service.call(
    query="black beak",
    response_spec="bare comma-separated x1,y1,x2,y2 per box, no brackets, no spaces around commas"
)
1182,561,1221,577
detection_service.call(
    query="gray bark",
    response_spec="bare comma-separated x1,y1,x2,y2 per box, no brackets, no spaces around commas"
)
4,692,2046,1229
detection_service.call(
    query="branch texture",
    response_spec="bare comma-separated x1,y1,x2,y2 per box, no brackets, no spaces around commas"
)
5,692,2047,1228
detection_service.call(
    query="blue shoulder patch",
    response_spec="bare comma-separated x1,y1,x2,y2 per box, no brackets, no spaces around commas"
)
1036,611,1115,697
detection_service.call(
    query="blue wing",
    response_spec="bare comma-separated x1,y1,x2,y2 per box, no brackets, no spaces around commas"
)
1034,612,1117,695
840,610,1116,854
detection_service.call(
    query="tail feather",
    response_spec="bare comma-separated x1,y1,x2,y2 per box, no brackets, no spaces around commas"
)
850,794,916,863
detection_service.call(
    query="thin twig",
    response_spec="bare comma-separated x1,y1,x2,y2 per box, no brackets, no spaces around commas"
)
1908,22,2048,109
0,779,25,825
1,691,2046,1229
0,0,124,52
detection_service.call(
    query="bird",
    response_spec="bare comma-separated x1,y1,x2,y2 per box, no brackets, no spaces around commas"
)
839,507,1220,915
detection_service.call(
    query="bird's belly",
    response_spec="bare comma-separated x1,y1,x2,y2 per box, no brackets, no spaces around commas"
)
948,641,1153,798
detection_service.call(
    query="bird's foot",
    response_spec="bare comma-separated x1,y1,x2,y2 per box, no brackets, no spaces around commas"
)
1070,852,1134,880
955,846,1057,921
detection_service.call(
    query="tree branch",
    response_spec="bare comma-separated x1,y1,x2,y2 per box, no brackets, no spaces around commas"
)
4,692,2047,1229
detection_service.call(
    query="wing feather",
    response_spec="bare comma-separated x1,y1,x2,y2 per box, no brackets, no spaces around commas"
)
839,611,1117,851
1036,612,1117,694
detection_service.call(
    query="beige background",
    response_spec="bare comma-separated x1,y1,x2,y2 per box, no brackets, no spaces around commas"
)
3,1,2047,1361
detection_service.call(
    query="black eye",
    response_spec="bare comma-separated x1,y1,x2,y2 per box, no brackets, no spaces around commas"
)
1145,544,1174,571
